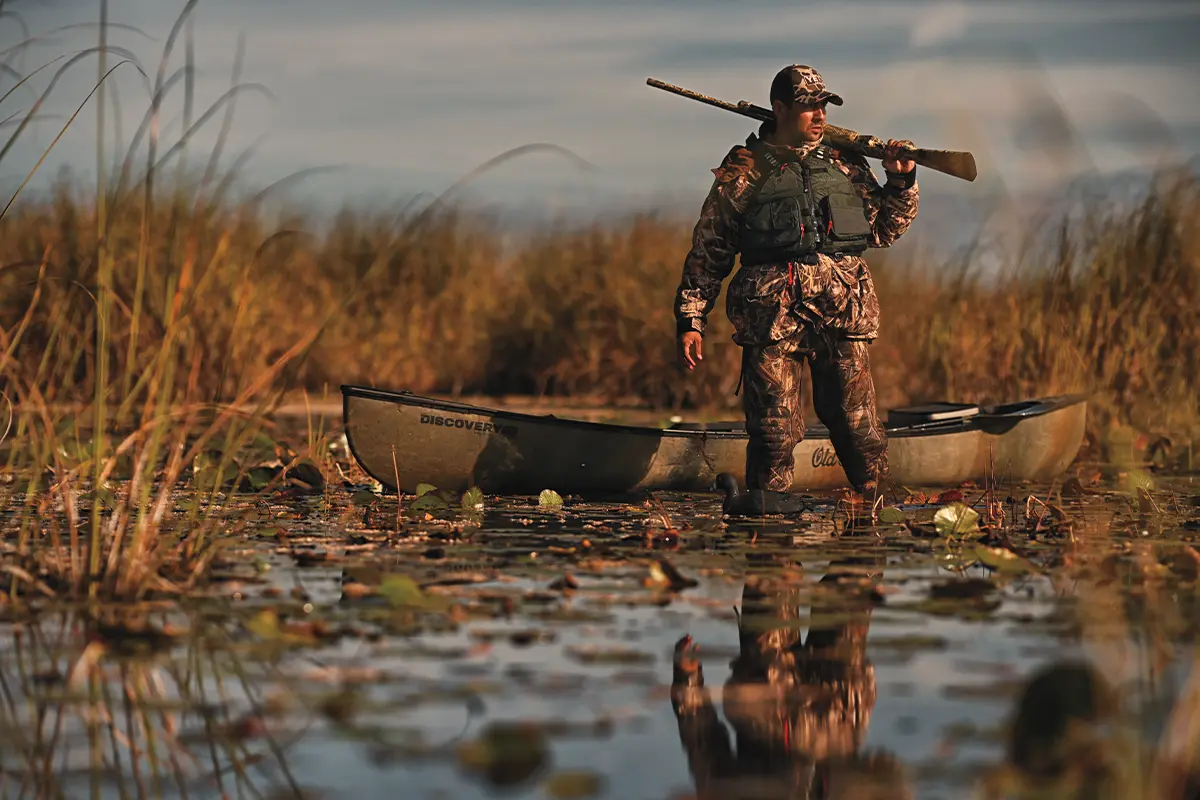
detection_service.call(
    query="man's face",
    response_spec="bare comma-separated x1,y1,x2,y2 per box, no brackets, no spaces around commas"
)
771,98,828,145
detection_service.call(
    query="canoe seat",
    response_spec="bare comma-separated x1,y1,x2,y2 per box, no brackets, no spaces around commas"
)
665,420,835,439
886,402,980,427
666,421,745,432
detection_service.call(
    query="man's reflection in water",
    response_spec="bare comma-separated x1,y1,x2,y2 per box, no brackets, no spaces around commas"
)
670,555,910,800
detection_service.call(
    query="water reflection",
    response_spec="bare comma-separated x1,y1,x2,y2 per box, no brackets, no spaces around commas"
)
0,609,305,799
670,556,911,799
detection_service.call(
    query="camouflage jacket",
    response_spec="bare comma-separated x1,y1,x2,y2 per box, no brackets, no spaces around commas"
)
673,123,920,346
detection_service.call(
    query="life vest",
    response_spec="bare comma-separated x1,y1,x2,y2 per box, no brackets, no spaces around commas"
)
738,144,873,267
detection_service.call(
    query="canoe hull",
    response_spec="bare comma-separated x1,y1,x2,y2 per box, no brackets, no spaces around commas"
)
342,387,1087,495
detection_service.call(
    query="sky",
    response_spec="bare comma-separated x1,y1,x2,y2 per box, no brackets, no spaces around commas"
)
2,0,1199,237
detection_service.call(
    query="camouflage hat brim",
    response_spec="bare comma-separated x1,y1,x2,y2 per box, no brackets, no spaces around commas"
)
795,89,843,106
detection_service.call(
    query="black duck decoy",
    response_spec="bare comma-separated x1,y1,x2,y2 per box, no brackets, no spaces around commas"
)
714,472,813,517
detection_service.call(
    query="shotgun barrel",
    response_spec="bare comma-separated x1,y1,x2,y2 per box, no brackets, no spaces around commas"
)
646,77,978,182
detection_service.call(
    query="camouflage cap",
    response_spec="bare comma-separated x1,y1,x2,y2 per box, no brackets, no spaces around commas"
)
770,64,844,106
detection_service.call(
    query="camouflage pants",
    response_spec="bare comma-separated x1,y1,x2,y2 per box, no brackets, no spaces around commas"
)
740,334,887,493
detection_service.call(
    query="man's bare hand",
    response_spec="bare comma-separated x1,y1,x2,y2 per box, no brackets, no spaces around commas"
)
678,332,703,371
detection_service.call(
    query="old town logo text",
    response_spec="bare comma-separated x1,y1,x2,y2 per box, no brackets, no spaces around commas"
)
420,413,518,436
811,446,840,469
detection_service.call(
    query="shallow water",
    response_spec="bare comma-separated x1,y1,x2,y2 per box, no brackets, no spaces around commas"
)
3,467,1199,799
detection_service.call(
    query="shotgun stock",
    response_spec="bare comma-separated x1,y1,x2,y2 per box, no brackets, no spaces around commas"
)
647,77,978,183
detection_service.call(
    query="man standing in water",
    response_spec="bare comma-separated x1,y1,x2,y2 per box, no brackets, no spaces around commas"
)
674,64,919,499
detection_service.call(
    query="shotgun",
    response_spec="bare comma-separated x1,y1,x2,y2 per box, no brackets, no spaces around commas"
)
646,77,978,183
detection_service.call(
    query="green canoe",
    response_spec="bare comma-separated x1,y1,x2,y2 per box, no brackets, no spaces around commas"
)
341,386,1087,495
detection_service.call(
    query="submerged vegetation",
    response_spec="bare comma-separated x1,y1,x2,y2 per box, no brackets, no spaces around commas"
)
1,1,1199,798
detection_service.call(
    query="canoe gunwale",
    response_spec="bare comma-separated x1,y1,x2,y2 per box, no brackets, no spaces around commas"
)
340,384,1090,442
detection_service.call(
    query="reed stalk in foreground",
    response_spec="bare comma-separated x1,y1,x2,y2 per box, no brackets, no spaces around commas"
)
0,0,318,601
0,0,599,601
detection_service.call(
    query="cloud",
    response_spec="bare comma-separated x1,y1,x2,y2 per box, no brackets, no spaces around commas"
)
908,0,970,48
3,0,1198,216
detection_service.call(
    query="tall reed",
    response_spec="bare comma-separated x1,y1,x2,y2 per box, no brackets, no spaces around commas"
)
0,1,332,601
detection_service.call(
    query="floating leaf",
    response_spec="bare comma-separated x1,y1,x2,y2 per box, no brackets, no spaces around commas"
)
879,506,907,524
193,449,228,476
1137,487,1158,515
652,557,697,591
973,544,1033,573
286,459,325,492
243,431,283,465
411,493,449,512
934,502,980,537
318,686,364,727
462,486,485,511
1121,468,1155,495
415,483,437,498
247,609,281,639
82,487,117,510
456,722,550,788
929,577,997,600
351,489,378,507
539,489,563,509
564,644,655,665
378,576,426,608
545,771,605,799
240,466,278,493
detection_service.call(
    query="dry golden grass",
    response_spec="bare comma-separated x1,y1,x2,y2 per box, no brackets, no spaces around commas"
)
3,168,1196,460
1,0,1196,605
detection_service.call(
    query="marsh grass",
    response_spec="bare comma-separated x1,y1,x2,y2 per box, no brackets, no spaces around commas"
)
0,2,596,602
0,0,1197,598
10,169,1196,452
0,0,328,603
10,169,1196,435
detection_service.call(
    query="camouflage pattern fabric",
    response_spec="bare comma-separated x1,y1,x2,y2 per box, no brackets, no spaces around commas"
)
673,120,918,495
669,559,900,799
775,63,845,106
673,122,920,346
741,333,887,493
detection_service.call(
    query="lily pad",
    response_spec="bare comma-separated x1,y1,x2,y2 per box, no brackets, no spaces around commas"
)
244,431,285,464
286,459,325,492
564,645,654,665
539,489,564,509
647,558,697,592
545,771,605,799
462,486,485,511
415,483,438,498
879,506,907,524
240,466,278,493
194,455,240,491
973,544,1034,573
934,502,980,537
456,721,549,788
378,575,427,608
411,492,449,512
82,487,117,510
